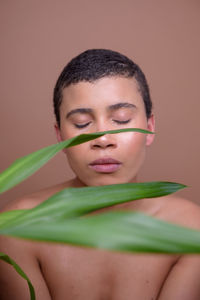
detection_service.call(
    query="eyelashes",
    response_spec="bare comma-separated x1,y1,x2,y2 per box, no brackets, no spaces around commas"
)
74,119,131,129
113,119,131,124
74,122,91,129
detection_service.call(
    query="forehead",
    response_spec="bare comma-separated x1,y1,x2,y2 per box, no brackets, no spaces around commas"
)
61,76,144,109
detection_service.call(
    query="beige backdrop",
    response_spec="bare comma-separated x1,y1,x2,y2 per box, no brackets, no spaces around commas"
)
0,0,200,208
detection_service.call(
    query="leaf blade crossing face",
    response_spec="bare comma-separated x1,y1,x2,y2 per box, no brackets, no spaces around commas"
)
0,128,153,194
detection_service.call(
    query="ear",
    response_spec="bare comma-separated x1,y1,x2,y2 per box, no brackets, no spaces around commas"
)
54,123,63,143
146,114,155,146
54,123,67,153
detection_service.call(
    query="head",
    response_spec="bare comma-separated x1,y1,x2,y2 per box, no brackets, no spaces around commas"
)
53,49,152,127
53,49,155,187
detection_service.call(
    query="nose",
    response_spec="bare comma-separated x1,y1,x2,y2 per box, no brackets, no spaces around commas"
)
90,134,117,150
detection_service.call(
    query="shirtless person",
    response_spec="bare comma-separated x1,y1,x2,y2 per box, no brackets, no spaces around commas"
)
1,49,200,300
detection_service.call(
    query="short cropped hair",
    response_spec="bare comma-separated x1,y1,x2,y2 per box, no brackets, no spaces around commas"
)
53,49,152,126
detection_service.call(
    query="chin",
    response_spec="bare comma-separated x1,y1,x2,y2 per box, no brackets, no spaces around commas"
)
78,175,136,187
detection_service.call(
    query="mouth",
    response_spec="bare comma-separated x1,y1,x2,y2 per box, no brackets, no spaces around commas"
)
89,158,122,173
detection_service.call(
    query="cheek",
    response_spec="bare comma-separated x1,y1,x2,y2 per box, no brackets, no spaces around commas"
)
60,129,71,140
59,121,75,140
121,133,147,179
65,143,87,168
120,133,147,170
120,132,146,152
66,147,80,162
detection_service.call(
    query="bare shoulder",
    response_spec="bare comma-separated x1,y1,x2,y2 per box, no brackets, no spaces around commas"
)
157,196,200,300
154,194,200,230
0,180,77,299
0,179,75,213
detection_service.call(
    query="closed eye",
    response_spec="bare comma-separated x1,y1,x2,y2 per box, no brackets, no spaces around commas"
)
113,119,131,124
74,119,131,128
74,122,91,129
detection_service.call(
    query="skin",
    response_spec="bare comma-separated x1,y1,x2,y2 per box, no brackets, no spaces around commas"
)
1,76,200,300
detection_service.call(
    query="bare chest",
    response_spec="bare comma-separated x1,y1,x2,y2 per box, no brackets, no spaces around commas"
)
38,244,177,300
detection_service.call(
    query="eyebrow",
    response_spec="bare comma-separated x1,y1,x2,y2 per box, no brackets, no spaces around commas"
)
66,108,92,118
66,102,136,119
108,102,136,111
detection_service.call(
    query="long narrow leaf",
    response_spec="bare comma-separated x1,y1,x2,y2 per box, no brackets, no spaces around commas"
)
0,210,25,228
0,181,189,254
0,252,35,300
0,182,185,228
1,212,200,253
0,128,152,194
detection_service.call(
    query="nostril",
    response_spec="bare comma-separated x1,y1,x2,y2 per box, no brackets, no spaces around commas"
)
92,143,115,149
91,136,117,149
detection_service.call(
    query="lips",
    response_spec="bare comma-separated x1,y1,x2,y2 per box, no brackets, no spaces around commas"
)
89,158,122,173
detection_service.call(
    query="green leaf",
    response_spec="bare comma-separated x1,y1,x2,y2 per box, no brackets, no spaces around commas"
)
0,252,35,300
0,210,25,228
0,181,193,254
0,128,152,194
0,181,185,228
1,211,200,254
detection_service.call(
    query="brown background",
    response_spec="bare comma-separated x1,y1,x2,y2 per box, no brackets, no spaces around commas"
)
0,0,200,209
